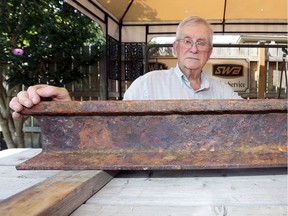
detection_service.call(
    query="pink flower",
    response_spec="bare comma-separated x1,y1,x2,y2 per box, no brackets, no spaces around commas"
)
12,48,24,56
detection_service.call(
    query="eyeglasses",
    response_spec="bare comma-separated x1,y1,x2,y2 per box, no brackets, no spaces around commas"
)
177,38,211,51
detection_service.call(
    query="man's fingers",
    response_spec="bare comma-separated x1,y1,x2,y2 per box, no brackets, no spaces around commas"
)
16,91,35,108
9,84,71,120
12,111,22,119
27,85,46,104
9,97,23,112
36,86,71,101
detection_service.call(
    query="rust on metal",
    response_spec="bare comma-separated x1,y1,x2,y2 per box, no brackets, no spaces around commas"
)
17,99,287,170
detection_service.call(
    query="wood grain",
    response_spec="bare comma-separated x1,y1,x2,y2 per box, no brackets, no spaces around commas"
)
0,170,116,216
72,169,287,216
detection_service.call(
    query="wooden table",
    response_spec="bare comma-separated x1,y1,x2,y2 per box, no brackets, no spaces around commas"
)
0,148,287,216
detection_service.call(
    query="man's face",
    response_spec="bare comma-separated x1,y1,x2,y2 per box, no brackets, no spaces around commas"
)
173,23,213,72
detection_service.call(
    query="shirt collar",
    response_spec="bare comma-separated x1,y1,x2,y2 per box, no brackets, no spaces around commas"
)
174,64,210,91
199,72,210,91
174,64,184,82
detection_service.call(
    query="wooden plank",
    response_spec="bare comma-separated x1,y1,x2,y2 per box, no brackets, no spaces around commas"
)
0,149,287,215
0,149,61,202
0,166,60,201
73,169,287,215
0,170,116,216
71,204,287,216
258,47,266,98
86,170,287,206
0,148,42,166
248,61,258,98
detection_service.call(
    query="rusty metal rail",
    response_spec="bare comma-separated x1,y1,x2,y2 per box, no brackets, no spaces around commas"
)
17,99,287,170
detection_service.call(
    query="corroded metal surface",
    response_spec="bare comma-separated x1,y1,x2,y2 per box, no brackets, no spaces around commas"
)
17,99,287,170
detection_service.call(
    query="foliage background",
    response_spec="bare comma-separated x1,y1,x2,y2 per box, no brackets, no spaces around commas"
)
0,0,105,148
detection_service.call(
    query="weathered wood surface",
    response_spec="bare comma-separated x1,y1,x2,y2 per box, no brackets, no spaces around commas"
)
0,170,115,216
17,99,287,170
72,169,288,216
72,205,287,216
0,148,60,201
0,149,116,216
0,148,42,166
0,149,287,216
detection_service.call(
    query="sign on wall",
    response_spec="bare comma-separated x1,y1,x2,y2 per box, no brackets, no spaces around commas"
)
203,58,250,93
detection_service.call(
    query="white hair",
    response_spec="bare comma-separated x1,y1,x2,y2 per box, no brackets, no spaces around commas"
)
175,16,214,44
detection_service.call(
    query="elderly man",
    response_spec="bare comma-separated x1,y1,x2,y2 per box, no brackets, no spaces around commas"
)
124,16,241,100
9,16,241,119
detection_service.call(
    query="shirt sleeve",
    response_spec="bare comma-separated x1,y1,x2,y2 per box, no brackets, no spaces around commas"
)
123,76,148,100
221,82,243,99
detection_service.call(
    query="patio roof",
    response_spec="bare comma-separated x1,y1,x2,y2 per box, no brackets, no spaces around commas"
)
65,0,288,42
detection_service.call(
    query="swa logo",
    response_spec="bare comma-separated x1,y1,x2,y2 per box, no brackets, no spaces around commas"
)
213,64,243,78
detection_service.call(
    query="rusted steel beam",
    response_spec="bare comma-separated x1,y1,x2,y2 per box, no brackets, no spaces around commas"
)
17,99,287,170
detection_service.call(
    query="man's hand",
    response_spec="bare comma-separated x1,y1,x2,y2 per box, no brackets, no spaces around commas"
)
9,84,71,119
